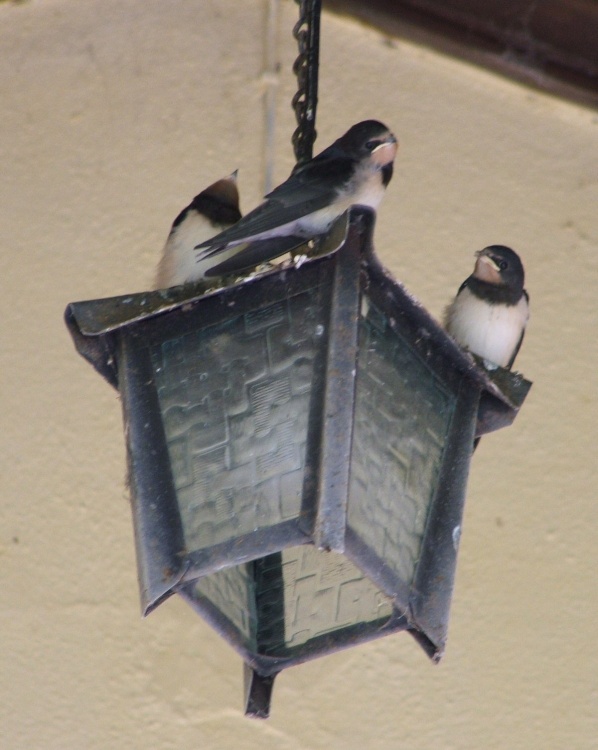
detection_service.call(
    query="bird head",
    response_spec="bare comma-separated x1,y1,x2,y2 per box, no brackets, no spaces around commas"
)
474,245,525,292
333,120,398,167
204,170,240,212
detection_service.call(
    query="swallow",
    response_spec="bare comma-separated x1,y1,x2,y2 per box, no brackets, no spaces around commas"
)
444,245,529,369
154,171,242,288
194,120,398,277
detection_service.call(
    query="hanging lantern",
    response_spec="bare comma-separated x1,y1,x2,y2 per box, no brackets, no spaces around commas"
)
65,208,531,717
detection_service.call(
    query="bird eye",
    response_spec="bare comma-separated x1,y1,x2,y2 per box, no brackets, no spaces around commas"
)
365,140,378,151
499,260,508,270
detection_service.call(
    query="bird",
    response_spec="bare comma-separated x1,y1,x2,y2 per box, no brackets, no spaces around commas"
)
194,119,398,278
154,171,242,288
444,245,529,370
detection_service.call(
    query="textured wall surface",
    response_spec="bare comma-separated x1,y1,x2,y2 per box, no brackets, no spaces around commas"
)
1,1,597,748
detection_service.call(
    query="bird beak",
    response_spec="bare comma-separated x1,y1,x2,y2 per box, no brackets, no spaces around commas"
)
474,250,501,283
375,134,398,147
371,134,398,166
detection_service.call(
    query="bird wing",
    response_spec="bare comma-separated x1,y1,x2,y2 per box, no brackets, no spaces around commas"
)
195,155,355,253
506,289,529,369
507,330,525,370
204,235,307,277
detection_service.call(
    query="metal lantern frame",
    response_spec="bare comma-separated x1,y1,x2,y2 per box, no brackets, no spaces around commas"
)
66,209,530,716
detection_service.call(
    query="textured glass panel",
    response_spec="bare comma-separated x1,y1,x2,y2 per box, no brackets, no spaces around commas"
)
151,287,326,552
348,298,456,586
255,546,393,655
187,564,257,651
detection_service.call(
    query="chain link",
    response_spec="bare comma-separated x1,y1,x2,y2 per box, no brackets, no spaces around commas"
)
291,0,322,165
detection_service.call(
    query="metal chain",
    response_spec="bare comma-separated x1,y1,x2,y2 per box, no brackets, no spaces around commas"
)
291,0,322,165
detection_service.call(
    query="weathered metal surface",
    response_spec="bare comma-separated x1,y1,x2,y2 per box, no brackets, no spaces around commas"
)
66,206,532,717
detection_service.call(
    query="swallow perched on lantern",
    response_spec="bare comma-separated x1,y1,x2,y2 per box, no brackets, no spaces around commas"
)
194,120,398,277
155,172,242,288
444,245,529,369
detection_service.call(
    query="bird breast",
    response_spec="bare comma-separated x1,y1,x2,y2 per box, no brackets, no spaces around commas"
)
295,161,388,236
446,288,529,368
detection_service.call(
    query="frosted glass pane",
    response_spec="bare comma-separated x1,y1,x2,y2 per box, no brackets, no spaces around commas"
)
348,299,456,586
255,546,393,655
150,286,327,551
187,564,257,651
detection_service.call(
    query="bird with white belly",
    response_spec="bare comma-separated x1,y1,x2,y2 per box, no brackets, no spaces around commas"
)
444,245,529,370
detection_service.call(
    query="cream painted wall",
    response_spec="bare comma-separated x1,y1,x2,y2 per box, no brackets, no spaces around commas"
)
1,1,597,748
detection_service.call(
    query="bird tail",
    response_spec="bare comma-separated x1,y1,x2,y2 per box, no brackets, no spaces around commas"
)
195,243,228,262
204,235,308,277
